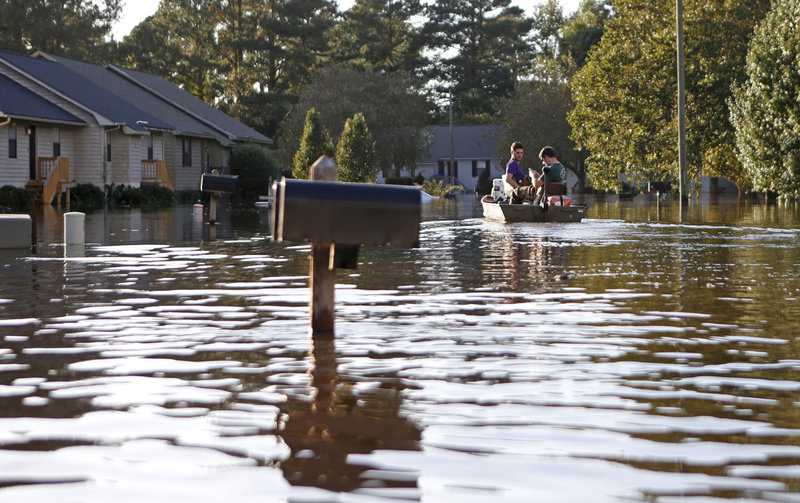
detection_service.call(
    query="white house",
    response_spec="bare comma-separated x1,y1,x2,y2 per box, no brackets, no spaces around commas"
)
0,49,271,204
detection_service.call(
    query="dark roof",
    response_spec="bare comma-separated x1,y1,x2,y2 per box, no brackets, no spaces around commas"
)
0,50,171,132
111,67,271,144
420,125,504,162
0,74,84,125
47,54,226,142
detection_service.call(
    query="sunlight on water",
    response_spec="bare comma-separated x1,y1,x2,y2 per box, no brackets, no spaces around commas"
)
0,198,799,502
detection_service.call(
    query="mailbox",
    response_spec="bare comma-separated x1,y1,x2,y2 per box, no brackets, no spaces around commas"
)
271,178,420,247
201,173,239,193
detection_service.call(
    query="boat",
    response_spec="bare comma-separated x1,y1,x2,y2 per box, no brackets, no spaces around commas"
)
481,195,586,223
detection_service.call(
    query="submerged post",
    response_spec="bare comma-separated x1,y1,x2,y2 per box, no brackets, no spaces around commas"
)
309,156,337,335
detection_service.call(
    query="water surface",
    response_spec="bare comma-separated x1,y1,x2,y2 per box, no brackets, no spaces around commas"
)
1,196,799,502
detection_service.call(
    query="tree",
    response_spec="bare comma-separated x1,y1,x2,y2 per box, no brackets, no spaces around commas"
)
500,79,580,189
0,0,121,61
336,113,377,183
422,0,534,121
328,0,425,75
231,144,279,201
569,0,770,192
559,0,613,74
293,108,334,179
278,65,429,177
116,0,221,104
730,0,800,197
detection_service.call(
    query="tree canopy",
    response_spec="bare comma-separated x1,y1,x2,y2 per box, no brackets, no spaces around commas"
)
569,0,769,191
730,0,800,197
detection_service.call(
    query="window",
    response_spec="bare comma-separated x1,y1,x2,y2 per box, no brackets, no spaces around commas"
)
147,134,154,161
437,160,445,176
182,138,192,167
450,161,458,178
53,128,61,157
106,143,112,162
8,127,17,159
471,160,478,177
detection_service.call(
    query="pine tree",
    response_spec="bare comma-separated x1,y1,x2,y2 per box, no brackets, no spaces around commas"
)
336,113,376,183
292,108,331,179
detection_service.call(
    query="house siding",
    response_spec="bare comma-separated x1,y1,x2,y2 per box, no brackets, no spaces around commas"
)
0,124,29,187
169,135,203,191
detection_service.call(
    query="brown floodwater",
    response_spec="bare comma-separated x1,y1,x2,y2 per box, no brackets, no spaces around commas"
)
0,195,799,502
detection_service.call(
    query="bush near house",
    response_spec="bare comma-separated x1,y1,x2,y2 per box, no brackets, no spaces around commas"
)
384,177,414,186
230,144,280,202
336,113,376,183
0,185,32,211
67,184,105,211
107,184,175,208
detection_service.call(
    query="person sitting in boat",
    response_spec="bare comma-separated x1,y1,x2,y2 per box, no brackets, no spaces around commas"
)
504,142,537,203
530,146,566,204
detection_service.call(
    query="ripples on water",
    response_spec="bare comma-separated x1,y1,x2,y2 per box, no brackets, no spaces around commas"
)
0,199,799,502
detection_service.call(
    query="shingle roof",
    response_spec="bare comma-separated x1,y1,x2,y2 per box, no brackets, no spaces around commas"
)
111,67,271,144
0,50,171,132
420,125,504,162
0,74,84,125
47,54,228,142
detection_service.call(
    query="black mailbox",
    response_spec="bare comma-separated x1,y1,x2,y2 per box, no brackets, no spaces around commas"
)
201,173,239,193
272,178,420,247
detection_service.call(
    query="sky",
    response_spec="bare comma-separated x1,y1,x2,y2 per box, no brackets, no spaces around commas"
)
111,0,582,40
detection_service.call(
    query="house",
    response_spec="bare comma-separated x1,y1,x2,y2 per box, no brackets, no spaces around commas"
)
0,49,271,204
404,125,505,192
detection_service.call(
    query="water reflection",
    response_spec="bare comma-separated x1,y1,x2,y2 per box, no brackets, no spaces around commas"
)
0,198,799,501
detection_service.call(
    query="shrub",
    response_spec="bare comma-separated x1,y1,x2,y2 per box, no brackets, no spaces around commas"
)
230,144,279,202
336,113,376,183
384,177,414,186
176,190,204,204
106,184,174,208
292,108,334,179
475,167,492,196
67,184,105,211
140,184,175,206
413,174,425,185
0,185,31,211
422,179,461,197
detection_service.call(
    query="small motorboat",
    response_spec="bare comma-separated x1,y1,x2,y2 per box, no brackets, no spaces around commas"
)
481,195,586,223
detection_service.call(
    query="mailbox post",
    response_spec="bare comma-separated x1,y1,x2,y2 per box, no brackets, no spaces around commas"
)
200,172,239,225
272,156,421,335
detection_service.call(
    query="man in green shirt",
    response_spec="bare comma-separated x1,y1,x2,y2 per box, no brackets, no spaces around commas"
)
531,146,566,205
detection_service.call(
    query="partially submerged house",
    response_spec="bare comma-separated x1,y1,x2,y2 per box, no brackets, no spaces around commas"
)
0,49,271,204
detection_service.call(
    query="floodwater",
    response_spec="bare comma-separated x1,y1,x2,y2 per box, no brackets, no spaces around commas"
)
0,195,799,502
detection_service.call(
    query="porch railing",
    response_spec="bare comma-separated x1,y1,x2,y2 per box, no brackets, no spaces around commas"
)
141,160,175,191
37,157,70,206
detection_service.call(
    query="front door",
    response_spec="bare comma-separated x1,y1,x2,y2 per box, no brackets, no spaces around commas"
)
28,125,36,180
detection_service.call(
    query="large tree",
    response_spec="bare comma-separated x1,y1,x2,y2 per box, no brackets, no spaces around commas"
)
278,65,429,177
328,0,425,75
116,0,221,104
569,0,770,192
0,0,121,61
559,0,613,74
422,0,533,121
730,0,800,197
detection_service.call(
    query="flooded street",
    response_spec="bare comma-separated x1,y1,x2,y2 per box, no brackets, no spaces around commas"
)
1,196,800,502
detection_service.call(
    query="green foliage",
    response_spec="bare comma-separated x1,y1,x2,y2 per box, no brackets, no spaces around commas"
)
329,0,425,75
231,144,279,200
176,191,204,204
68,184,105,211
730,0,800,197
559,0,613,74
499,78,575,179
106,184,175,208
569,0,770,192
0,185,31,211
292,108,333,179
279,66,428,176
336,113,377,183
422,179,460,197
0,0,121,62
422,0,534,121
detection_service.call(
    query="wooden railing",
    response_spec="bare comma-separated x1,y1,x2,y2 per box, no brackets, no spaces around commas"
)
141,160,174,191
37,157,70,206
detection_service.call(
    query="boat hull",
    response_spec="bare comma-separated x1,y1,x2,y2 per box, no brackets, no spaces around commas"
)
481,197,585,223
